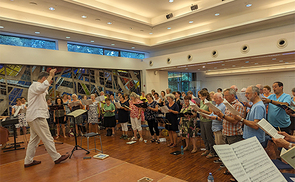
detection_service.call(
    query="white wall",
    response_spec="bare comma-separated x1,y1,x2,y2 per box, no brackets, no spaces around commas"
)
0,44,146,70
198,70,295,95
144,70,168,94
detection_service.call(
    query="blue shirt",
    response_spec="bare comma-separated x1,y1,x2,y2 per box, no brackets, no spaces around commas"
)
243,101,266,143
268,93,291,128
211,103,226,132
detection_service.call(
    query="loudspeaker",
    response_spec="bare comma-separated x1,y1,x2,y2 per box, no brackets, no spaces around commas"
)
166,13,173,19
191,5,198,11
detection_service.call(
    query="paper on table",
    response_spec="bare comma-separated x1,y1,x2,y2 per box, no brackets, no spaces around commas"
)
280,147,295,169
236,92,248,103
223,99,240,115
204,100,221,113
257,118,285,139
82,99,93,106
114,102,121,108
189,101,200,111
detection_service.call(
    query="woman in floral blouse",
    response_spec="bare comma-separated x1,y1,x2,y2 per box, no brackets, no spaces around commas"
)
129,92,143,141
179,96,198,153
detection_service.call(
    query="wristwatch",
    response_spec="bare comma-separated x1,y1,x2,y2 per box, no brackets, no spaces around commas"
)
222,114,226,119
240,118,244,122
270,100,273,104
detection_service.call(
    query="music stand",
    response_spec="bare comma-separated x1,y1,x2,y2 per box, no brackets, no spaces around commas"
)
2,117,25,152
67,109,90,158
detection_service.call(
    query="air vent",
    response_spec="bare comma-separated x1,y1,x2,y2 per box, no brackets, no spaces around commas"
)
212,50,218,58
149,60,153,66
277,39,287,48
241,45,249,53
167,58,171,64
187,55,193,61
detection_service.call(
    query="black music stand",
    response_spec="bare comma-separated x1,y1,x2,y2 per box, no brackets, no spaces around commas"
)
2,117,25,152
67,109,89,158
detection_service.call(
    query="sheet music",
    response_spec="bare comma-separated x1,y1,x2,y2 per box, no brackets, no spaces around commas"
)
204,100,221,113
214,145,250,182
14,106,21,117
114,102,121,108
257,118,285,139
215,137,287,182
223,99,240,115
95,95,105,102
193,97,200,105
280,147,295,169
231,137,287,182
68,101,80,107
67,109,87,118
159,106,169,114
236,92,248,103
197,111,211,118
189,101,200,111
81,99,93,106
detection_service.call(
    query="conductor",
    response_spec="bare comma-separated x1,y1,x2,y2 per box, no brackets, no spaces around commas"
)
24,69,69,168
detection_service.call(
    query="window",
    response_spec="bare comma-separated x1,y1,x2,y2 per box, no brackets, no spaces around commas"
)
168,72,192,93
104,49,119,57
0,34,57,50
121,51,145,59
67,42,145,59
67,43,103,55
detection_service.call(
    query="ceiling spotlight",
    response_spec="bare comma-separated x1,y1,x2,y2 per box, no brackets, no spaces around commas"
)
167,27,171,30
149,32,153,34
279,60,283,62
185,68,188,70
35,31,40,34
189,21,193,23
191,4,198,11
90,41,94,42
254,63,258,65
232,65,236,67
111,44,115,46
245,61,249,63
66,37,70,39
131,47,135,49
215,13,220,16
166,13,173,19
221,64,225,66
0,26,4,29
202,66,205,68
246,3,252,7
49,7,55,11
198,69,200,70
285,62,289,63
107,22,112,24
272,58,276,60
82,15,87,18
169,0,173,2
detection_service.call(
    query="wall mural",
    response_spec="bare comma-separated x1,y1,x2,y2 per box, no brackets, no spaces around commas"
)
0,64,141,116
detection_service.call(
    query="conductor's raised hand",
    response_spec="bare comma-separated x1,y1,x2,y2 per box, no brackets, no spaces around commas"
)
49,68,57,77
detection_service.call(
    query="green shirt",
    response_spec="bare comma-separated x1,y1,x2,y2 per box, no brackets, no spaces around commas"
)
104,103,115,117
200,100,211,122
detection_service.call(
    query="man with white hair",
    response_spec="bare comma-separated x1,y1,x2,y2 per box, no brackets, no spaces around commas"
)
230,85,238,92
206,93,226,163
256,84,264,95
234,86,266,144
24,69,69,168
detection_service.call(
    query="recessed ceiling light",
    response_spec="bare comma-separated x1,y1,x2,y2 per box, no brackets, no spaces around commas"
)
279,60,283,62
66,37,70,39
221,64,225,66
254,63,258,65
189,21,193,24
272,58,276,60
111,44,115,46
285,62,289,63
90,41,94,42
245,61,249,63
0,26,4,29
214,67,217,69
49,7,55,11
131,47,135,49
202,66,205,68
215,13,220,16
130,27,133,29
35,31,40,34
197,69,200,70
246,3,252,7
185,68,188,70
149,32,153,34
107,22,112,24
167,27,171,30
82,15,87,18
208,70,211,71
169,0,174,2
232,65,236,67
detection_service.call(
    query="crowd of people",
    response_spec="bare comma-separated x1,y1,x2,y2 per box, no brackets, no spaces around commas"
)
4,73,295,176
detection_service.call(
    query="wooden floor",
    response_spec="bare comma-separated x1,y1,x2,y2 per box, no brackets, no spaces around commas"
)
1,128,294,182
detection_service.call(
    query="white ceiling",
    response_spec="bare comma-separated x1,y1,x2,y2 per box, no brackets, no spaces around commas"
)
0,0,294,52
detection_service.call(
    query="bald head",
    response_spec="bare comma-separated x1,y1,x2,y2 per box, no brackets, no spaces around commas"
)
256,84,263,94
230,85,238,92
213,93,223,105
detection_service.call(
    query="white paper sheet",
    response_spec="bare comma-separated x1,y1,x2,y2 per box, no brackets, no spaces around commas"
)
257,118,285,139
223,99,240,115
236,92,248,103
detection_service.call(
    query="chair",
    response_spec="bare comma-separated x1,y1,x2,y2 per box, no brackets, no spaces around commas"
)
78,125,103,153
